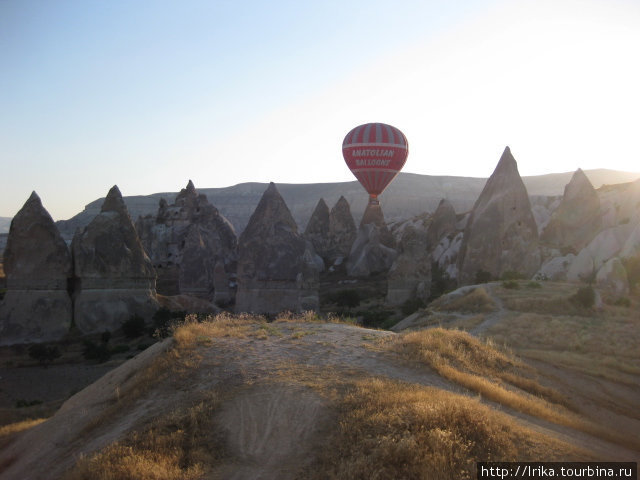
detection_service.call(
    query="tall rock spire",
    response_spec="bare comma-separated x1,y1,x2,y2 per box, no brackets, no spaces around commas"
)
458,147,540,284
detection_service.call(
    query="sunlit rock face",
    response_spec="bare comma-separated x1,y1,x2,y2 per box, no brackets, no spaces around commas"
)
72,186,158,334
0,192,72,345
236,183,319,314
458,147,540,284
541,168,601,252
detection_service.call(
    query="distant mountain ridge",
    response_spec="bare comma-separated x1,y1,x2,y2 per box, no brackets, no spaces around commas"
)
49,169,640,238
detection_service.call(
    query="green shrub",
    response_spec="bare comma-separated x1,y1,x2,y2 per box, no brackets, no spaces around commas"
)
501,271,526,281
614,297,631,308
526,281,542,289
83,340,111,363
101,330,111,344
502,280,520,290
401,298,425,316
475,269,493,284
356,309,396,329
122,315,147,338
152,308,187,338
570,286,595,308
429,262,456,301
28,344,61,366
110,344,130,354
15,399,42,408
328,289,361,308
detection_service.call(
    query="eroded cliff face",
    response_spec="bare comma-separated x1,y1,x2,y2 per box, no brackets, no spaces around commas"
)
541,169,601,252
0,192,72,345
72,186,158,334
236,183,319,314
136,180,237,303
458,147,540,284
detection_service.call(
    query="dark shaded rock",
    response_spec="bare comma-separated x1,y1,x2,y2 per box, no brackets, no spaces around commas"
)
0,192,72,345
541,168,601,251
386,224,431,305
458,147,540,284
72,186,158,334
327,196,357,264
304,198,330,265
426,199,457,249
236,183,319,313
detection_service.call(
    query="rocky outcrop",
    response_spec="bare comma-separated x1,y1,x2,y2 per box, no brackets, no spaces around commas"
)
235,183,319,313
386,225,431,305
458,147,541,284
136,180,237,303
541,169,601,252
72,186,158,334
328,196,357,262
0,192,72,345
426,199,457,249
346,201,397,277
304,198,330,266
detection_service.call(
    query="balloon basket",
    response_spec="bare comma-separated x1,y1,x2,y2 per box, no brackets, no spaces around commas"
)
368,196,380,206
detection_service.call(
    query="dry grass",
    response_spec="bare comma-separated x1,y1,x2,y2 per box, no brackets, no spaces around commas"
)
391,328,638,450
0,418,47,451
487,311,640,384
305,377,585,480
432,287,497,313
65,394,224,480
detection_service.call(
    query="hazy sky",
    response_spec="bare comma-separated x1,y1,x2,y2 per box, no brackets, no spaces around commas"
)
2,0,639,220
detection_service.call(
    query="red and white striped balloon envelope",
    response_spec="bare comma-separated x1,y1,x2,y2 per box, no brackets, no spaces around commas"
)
342,122,408,203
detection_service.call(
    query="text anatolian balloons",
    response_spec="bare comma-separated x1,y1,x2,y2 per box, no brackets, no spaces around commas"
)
342,122,409,204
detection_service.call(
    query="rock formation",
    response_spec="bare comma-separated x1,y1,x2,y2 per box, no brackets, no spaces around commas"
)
327,196,357,263
136,180,237,303
541,169,601,252
346,201,397,277
235,183,319,313
386,224,431,305
304,196,357,271
0,192,72,345
426,199,457,250
304,198,330,267
458,147,541,284
72,186,158,334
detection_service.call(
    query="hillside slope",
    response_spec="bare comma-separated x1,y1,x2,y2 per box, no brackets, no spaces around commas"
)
1,312,637,479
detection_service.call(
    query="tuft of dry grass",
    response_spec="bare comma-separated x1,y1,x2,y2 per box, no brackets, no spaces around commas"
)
487,311,640,384
432,287,497,313
391,328,638,450
305,378,585,480
0,418,47,451
65,394,225,480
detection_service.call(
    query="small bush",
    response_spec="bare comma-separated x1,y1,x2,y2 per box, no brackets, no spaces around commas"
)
502,280,520,290
110,344,130,354
83,340,111,363
356,309,396,329
100,330,111,344
329,289,361,308
526,281,542,289
153,308,187,338
28,344,61,366
501,271,526,281
570,286,595,309
475,269,494,284
614,297,631,308
401,298,425,316
15,399,43,408
0,288,5,301
122,315,147,338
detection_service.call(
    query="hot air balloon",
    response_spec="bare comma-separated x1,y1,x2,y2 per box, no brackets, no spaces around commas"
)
342,122,408,205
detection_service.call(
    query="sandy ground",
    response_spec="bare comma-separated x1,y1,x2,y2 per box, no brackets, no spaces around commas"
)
0,321,638,480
